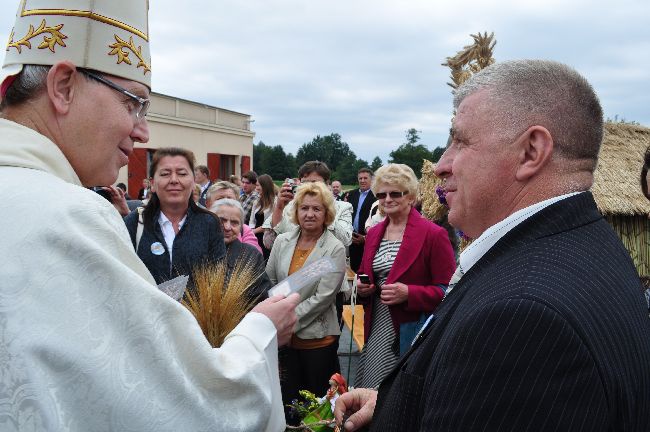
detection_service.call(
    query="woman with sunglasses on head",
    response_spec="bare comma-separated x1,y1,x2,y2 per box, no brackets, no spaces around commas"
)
354,164,456,389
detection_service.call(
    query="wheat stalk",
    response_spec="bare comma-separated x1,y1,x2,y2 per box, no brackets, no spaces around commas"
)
182,258,263,347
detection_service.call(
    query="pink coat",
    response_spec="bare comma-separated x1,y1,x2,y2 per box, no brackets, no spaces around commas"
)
358,207,455,342
239,224,263,254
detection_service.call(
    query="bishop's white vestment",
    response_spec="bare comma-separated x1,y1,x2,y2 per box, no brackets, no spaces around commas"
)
0,119,285,431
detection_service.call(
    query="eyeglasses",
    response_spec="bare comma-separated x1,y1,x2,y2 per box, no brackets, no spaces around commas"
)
375,191,408,200
81,70,150,120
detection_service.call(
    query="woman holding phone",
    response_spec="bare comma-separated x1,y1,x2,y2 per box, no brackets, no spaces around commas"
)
354,164,456,389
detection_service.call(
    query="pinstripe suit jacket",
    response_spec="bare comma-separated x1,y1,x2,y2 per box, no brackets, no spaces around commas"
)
370,192,650,431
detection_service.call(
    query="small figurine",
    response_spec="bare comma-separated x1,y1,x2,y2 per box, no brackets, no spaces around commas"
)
324,373,348,413
296,373,348,431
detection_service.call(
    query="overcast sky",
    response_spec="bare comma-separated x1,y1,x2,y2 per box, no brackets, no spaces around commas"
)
2,0,649,163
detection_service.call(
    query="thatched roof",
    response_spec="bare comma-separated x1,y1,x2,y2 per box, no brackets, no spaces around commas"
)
592,122,650,216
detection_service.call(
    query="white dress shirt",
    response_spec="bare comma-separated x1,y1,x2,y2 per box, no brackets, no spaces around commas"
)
451,192,581,289
158,211,187,265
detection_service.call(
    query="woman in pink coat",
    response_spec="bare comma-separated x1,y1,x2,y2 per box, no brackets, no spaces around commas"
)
354,164,456,388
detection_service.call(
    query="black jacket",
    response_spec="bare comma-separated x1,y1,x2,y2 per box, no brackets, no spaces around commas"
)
224,239,272,305
347,188,376,272
370,192,650,431
198,181,212,207
124,205,225,285
346,188,376,235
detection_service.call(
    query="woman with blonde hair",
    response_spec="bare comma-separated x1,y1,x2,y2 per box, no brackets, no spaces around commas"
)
265,181,346,425
354,164,456,389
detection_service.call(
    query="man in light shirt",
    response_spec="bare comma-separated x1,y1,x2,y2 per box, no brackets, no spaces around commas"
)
262,161,353,249
335,60,650,431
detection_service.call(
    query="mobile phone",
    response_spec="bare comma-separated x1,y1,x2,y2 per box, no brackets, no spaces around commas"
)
358,274,370,284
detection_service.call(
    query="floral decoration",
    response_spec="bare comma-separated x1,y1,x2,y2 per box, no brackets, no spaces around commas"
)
7,20,67,53
108,34,151,74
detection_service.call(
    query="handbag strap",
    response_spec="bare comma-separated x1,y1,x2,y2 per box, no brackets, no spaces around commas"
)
135,207,144,251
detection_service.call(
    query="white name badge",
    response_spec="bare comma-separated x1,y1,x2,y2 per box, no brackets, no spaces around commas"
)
151,242,165,255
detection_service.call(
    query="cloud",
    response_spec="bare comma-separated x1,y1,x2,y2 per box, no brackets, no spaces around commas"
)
1,0,648,163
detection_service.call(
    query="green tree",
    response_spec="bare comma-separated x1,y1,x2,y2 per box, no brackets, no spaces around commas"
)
388,129,434,177
405,128,421,145
333,154,369,184
253,141,296,180
263,145,296,180
370,156,383,172
296,133,356,173
253,141,271,174
431,147,445,163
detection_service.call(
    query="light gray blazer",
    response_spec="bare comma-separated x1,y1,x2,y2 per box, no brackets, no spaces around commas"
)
266,228,346,339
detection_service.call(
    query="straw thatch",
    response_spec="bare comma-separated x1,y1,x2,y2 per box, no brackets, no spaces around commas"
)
592,122,650,216
420,159,446,222
592,122,650,276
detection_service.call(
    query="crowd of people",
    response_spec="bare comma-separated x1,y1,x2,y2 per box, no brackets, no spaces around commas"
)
1,1,649,431
110,143,455,425
107,128,650,429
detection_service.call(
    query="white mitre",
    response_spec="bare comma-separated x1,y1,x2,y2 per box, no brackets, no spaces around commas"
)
2,0,151,88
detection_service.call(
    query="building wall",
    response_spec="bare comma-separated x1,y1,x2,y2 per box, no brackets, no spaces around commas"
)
116,92,254,195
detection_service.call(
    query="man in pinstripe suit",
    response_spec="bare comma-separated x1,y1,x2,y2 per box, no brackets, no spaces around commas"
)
335,60,650,431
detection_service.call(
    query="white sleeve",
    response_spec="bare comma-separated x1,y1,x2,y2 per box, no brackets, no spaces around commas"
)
1,189,285,432
331,201,353,246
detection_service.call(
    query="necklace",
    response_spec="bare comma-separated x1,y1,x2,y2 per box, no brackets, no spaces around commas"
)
381,224,405,263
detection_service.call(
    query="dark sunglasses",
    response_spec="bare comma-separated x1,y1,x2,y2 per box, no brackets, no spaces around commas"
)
376,191,407,199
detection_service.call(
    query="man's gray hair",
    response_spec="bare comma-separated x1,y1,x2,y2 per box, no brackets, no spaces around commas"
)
454,59,603,170
0,64,50,110
210,198,244,224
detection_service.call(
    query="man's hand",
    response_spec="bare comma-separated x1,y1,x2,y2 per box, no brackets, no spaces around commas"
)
271,181,295,227
334,388,377,431
380,282,409,305
251,293,299,346
277,181,294,209
351,232,365,246
104,186,130,216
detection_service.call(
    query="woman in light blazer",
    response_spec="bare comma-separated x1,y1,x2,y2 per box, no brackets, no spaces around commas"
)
266,181,346,425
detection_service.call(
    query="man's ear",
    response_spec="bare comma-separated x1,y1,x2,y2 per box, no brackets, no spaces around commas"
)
46,61,79,115
515,126,554,181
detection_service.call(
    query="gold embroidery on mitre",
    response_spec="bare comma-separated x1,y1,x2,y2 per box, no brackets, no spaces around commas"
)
6,19,67,53
108,34,151,75
20,8,149,42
